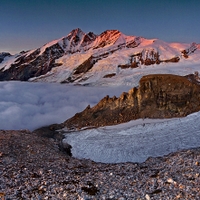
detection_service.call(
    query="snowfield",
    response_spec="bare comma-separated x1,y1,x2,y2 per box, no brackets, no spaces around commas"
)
63,112,200,163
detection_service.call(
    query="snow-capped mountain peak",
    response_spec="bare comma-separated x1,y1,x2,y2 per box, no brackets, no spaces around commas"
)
93,30,121,48
67,28,85,38
0,28,199,84
64,28,88,49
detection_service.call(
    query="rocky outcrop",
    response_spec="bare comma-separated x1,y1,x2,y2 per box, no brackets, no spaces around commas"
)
93,30,121,49
118,50,180,69
103,73,116,78
62,56,95,83
0,44,65,81
0,52,11,63
64,74,200,129
181,42,198,58
185,72,200,85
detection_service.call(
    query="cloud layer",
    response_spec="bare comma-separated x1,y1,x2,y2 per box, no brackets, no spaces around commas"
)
0,81,130,131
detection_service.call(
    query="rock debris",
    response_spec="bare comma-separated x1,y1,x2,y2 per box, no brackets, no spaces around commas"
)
0,130,199,199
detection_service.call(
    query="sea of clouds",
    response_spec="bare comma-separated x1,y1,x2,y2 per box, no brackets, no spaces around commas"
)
0,81,131,131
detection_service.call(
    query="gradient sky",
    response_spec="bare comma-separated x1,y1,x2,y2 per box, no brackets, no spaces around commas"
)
0,0,200,54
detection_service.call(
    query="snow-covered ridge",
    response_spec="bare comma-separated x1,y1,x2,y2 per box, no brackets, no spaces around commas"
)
0,28,199,84
38,29,139,55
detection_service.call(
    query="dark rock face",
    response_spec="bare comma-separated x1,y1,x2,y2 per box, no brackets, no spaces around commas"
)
118,50,180,69
103,73,116,78
0,29,97,81
33,124,73,156
181,42,198,58
185,72,200,85
93,30,121,49
64,74,200,129
0,52,11,63
0,44,65,81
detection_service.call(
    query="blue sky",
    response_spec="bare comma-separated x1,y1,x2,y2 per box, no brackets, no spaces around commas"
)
0,0,200,54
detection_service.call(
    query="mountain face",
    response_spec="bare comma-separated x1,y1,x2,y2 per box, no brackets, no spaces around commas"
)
0,52,11,63
0,28,199,83
64,74,200,130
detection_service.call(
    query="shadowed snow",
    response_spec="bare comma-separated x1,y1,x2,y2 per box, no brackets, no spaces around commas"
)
63,113,200,163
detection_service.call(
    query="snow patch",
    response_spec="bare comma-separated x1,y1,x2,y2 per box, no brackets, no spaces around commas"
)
0,54,19,71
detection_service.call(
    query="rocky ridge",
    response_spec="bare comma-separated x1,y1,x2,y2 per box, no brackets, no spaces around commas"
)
64,74,200,130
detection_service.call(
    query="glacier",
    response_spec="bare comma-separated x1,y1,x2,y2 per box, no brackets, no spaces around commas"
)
63,112,200,163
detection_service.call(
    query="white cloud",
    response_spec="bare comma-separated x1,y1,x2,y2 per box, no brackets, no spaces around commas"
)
0,81,131,131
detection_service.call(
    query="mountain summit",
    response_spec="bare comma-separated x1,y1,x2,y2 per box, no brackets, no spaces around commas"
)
0,28,199,84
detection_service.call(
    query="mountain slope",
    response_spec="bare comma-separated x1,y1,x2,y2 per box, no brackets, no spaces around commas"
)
63,74,200,130
0,52,11,63
0,28,199,84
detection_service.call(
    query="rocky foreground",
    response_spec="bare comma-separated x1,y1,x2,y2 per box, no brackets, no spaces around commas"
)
0,130,199,199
